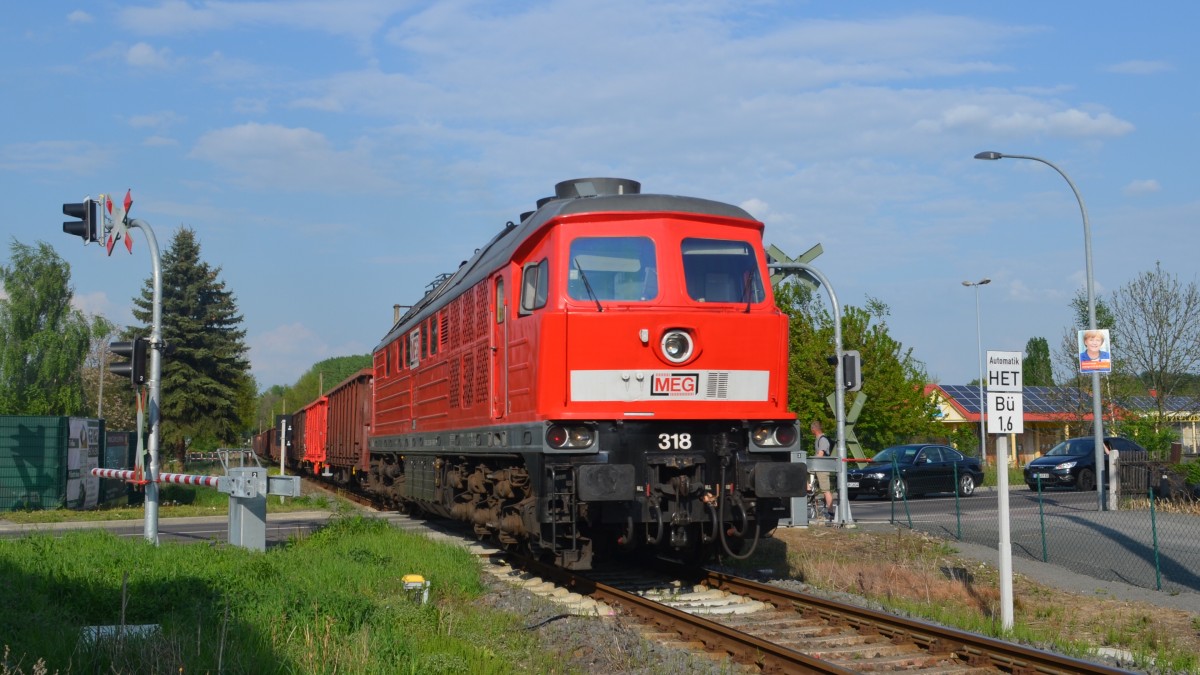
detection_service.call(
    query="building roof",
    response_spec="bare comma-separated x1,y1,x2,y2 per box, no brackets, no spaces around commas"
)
927,384,1200,424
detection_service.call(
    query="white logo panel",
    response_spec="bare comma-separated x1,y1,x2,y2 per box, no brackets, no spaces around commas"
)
570,370,768,402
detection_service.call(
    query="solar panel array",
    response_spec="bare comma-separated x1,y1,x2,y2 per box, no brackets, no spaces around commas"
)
937,386,1198,416
938,384,984,414
937,385,1092,414
1119,395,1200,413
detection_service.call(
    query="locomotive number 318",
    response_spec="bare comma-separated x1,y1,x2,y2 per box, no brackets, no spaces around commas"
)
657,433,693,450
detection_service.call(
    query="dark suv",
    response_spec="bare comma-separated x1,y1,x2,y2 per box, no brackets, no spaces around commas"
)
1023,436,1147,491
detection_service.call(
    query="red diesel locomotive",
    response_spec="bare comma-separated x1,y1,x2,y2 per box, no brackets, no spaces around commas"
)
273,178,806,569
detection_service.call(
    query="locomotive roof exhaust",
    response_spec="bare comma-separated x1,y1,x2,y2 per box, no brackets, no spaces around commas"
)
520,178,642,222
554,177,641,199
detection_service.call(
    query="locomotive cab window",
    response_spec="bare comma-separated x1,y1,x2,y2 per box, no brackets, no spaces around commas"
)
520,259,550,315
682,238,765,304
567,236,657,302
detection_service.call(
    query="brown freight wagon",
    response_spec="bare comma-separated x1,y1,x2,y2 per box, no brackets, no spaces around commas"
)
324,368,373,486
252,425,281,464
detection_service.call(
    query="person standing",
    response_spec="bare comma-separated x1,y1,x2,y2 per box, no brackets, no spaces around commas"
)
811,420,834,522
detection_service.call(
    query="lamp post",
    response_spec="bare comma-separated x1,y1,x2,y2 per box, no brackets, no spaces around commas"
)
962,278,991,466
974,151,1107,510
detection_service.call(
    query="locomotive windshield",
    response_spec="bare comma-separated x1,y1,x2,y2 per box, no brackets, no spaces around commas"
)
682,238,765,304
568,237,658,302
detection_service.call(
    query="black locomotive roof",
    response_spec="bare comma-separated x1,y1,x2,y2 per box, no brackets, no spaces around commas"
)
375,184,758,351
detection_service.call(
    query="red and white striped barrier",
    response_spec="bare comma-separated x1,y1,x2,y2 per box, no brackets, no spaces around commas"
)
91,468,219,489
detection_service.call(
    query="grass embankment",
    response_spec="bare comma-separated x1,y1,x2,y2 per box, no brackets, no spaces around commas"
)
752,526,1200,674
0,516,565,674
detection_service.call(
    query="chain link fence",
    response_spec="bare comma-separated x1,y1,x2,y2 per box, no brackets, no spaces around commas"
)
867,457,1200,595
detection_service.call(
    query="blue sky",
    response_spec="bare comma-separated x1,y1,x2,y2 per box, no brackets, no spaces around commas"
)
2,1,1196,390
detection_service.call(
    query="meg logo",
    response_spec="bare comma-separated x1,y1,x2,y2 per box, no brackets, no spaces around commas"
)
651,373,699,397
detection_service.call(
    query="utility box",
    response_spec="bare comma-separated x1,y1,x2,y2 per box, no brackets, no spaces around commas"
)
781,450,809,527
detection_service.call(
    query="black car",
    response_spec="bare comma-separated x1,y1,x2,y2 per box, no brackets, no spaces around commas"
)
1023,436,1147,491
846,444,984,500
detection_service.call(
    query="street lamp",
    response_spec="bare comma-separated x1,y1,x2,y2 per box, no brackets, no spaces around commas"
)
962,278,991,466
974,151,1106,511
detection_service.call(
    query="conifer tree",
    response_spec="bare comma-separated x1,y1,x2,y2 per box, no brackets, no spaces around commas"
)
130,228,250,459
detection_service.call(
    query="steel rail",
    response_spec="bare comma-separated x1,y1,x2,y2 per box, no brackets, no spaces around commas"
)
524,558,853,674
700,570,1131,675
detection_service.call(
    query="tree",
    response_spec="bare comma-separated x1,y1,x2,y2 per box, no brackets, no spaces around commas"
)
1109,262,1200,420
1023,337,1054,386
777,283,942,454
80,315,139,430
0,240,94,415
130,228,250,460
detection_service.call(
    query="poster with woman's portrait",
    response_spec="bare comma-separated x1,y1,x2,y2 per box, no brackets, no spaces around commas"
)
1078,328,1112,373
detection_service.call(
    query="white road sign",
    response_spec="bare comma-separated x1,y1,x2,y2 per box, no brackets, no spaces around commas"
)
986,351,1023,434
988,393,1024,434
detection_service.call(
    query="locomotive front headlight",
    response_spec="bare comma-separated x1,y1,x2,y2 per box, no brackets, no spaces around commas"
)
547,424,595,449
661,330,694,363
568,426,594,448
751,425,774,446
751,423,798,448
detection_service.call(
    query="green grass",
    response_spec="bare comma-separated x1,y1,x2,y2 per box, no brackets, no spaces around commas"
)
982,464,1025,489
0,515,567,674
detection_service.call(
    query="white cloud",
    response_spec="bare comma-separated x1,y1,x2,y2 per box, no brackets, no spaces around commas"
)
119,0,399,51
1106,60,1172,75
128,111,184,129
0,140,111,174
126,42,173,69
142,135,179,147
739,198,772,221
250,322,367,387
1122,179,1161,196
189,122,395,193
200,51,273,83
71,290,117,318
67,10,93,23
250,322,326,387
923,101,1133,139
232,98,269,114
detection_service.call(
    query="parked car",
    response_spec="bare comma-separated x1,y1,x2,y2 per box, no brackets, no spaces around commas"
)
1023,436,1148,491
846,444,984,500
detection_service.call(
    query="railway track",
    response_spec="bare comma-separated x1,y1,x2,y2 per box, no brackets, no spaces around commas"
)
515,558,1130,674
300,476,1129,673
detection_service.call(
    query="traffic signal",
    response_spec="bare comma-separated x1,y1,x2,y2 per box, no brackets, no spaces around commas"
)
842,350,862,392
63,199,100,242
109,337,149,385
827,350,863,392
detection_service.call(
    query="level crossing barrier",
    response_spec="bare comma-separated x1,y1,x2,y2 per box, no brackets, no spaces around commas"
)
91,450,301,552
